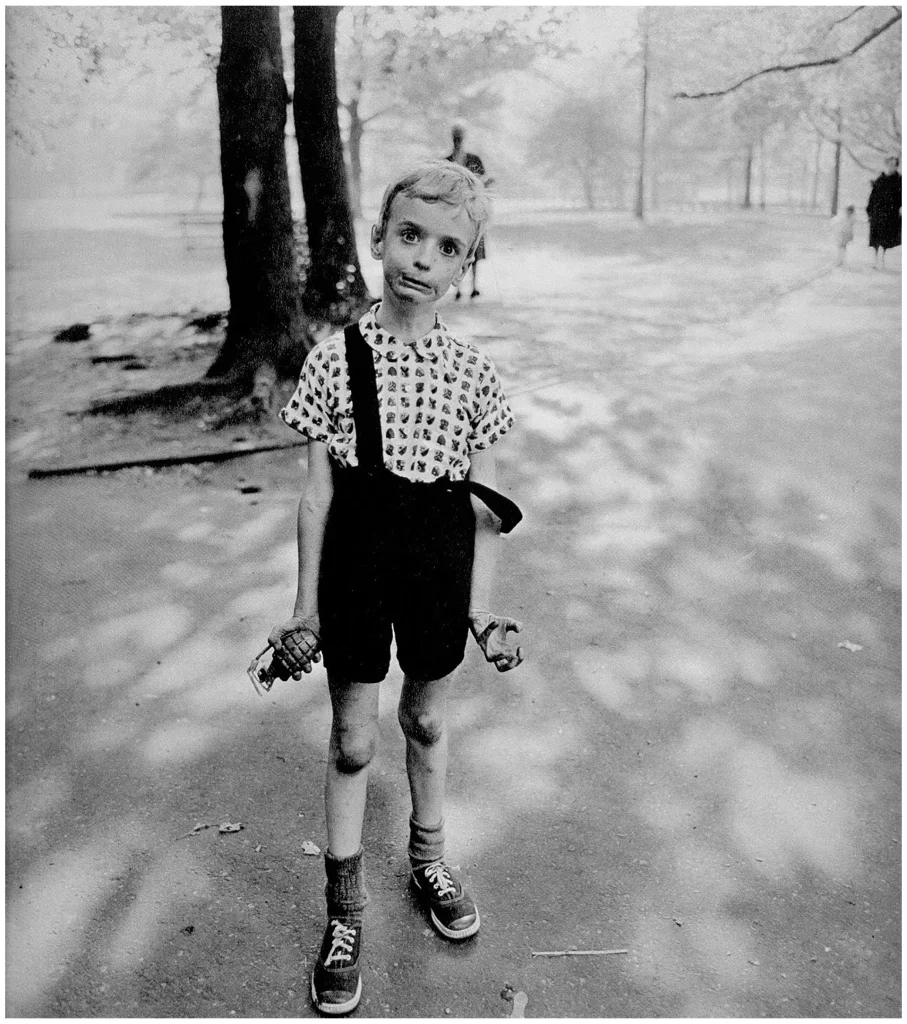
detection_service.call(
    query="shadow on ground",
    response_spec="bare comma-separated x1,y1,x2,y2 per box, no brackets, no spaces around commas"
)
6,213,900,1018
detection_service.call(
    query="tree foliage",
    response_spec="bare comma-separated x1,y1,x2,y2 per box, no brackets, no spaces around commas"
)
527,91,632,210
333,6,577,209
670,6,901,174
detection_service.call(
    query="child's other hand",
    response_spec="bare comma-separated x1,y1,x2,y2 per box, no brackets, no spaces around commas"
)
267,616,322,679
468,610,524,672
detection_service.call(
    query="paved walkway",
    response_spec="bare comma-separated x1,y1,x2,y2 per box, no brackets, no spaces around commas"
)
6,257,900,1017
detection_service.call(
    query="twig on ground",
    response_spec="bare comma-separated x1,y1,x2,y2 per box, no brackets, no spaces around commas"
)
177,823,213,840
531,948,629,958
28,437,307,479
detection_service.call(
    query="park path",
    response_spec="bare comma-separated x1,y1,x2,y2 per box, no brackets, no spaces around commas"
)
6,222,900,1017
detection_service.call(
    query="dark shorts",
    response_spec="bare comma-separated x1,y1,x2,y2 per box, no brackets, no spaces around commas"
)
318,465,475,683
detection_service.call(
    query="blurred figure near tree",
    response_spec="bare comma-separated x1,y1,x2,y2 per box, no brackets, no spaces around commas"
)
866,155,901,269
830,204,856,267
445,122,493,299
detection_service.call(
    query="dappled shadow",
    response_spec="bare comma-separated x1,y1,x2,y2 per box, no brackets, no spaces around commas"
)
7,220,900,1017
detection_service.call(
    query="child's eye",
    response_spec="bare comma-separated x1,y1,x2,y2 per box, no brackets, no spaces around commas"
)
401,229,418,243
440,242,459,257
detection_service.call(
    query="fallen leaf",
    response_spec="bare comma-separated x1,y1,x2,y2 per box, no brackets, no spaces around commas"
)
837,640,863,653
218,822,244,834
302,840,321,856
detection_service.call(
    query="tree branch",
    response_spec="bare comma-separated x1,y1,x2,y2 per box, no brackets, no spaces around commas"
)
802,109,882,171
826,6,865,32
675,10,901,99
361,104,397,126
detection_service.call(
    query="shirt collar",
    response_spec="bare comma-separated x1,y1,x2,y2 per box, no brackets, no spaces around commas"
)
359,302,452,363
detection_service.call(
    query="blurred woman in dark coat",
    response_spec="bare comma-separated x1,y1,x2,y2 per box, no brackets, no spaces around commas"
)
866,156,901,269
446,123,493,299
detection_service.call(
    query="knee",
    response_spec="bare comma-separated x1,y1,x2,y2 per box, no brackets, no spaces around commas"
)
331,724,378,774
398,706,445,747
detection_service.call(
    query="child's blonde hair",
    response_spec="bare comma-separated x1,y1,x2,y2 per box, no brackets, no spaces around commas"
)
375,161,491,260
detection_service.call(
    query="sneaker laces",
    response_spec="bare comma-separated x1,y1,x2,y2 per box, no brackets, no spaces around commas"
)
424,861,457,899
323,920,358,968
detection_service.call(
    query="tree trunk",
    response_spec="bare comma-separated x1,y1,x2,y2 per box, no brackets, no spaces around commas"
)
293,6,371,322
634,8,649,221
209,6,307,384
810,133,823,210
742,144,754,209
346,87,365,220
758,136,767,209
830,108,842,216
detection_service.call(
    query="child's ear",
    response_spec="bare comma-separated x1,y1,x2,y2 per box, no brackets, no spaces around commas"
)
370,224,383,261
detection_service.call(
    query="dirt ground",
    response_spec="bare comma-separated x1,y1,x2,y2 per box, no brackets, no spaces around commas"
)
6,210,901,1018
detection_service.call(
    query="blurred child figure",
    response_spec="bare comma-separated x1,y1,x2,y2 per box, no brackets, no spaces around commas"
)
269,160,523,1015
831,205,856,267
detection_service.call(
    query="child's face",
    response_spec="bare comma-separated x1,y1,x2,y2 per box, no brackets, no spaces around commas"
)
371,193,474,307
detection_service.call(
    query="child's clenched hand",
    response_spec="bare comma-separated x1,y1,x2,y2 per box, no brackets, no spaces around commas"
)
468,610,524,672
268,615,322,679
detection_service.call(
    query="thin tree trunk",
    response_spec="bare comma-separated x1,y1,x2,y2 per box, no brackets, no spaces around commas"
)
634,8,649,221
759,136,767,209
293,6,370,322
742,144,754,209
830,108,843,216
810,133,823,210
209,6,306,383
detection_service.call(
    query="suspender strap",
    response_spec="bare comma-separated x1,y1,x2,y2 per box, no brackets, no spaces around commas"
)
467,480,523,534
344,324,383,472
342,322,523,533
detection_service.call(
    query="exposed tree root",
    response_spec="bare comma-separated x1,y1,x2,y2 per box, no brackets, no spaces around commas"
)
87,375,248,417
86,361,285,422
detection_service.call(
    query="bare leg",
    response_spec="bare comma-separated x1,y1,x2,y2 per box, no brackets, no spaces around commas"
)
398,672,453,828
325,676,380,858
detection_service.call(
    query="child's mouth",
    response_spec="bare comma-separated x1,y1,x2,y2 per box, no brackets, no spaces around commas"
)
400,275,432,293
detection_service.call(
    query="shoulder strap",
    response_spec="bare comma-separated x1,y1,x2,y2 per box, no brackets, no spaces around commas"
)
344,323,383,472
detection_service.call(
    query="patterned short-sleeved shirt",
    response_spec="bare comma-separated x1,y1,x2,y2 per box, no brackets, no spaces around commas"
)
280,304,514,483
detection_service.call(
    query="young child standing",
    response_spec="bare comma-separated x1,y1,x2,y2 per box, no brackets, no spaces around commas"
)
831,204,857,267
268,161,523,1016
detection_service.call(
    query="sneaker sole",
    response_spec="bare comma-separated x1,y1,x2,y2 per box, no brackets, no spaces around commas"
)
310,974,362,1016
429,905,481,941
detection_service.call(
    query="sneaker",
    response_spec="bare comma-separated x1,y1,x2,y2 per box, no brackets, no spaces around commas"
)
311,918,362,1016
411,861,480,940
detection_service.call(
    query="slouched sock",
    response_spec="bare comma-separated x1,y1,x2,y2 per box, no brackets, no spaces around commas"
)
408,816,446,869
324,846,368,925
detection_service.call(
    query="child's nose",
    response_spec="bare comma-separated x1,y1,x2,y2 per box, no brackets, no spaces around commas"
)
413,248,431,270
